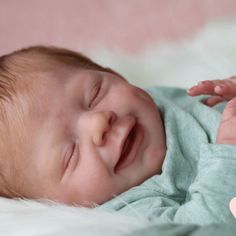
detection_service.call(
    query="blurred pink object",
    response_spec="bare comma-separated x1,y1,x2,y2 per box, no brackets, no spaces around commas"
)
1,0,236,55
229,197,236,218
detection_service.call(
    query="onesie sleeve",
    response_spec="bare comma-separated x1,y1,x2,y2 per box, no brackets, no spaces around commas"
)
173,143,236,224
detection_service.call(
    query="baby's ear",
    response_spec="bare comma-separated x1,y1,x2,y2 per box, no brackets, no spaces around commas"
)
105,67,127,82
229,197,236,217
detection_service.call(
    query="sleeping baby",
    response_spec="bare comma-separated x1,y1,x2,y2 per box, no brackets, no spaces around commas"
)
0,46,235,225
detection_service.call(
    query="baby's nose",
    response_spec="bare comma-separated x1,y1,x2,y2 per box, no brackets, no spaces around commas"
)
92,111,117,146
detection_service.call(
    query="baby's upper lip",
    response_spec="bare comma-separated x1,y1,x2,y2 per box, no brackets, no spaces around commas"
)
115,116,136,168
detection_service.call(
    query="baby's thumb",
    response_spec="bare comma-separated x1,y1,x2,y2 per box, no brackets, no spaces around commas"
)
222,98,236,122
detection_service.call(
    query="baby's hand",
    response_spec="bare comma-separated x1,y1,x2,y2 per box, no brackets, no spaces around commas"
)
187,76,236,106
216,97,236,144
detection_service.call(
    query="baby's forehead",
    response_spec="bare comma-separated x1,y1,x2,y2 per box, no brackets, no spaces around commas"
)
13,67,108,122
11,70,73,125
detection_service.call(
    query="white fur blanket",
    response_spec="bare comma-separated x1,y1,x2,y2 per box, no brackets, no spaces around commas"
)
2,20,236,236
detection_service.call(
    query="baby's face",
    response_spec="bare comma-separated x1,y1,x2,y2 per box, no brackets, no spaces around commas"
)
17,68,166,206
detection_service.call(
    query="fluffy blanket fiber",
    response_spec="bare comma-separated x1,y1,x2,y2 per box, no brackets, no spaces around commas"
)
2,20,236,236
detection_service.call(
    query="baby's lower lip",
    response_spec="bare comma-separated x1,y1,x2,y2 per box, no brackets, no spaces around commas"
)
115,123,144,172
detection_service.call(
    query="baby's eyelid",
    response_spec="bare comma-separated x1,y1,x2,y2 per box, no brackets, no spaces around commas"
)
89,80,102,108
64,143,76,170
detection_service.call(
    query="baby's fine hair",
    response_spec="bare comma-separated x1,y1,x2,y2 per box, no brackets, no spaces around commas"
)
0,45,111,198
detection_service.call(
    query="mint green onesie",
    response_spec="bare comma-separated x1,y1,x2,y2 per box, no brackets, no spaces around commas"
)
99,86,236,225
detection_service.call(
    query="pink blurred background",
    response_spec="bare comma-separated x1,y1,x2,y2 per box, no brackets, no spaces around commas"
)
1,0,236,55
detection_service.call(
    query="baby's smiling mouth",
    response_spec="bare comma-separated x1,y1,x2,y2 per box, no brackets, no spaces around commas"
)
115,123,138,172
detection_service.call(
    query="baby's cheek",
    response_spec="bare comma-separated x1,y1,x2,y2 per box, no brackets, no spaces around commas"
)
80,171,117,204
145,146,164,172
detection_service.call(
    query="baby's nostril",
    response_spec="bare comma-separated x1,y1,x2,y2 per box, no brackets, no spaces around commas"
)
109,112,116,125
102,131,108,144
102,132,106,140
109,116,113,125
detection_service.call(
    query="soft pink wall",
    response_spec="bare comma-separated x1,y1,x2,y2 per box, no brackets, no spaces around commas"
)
1,0,236,55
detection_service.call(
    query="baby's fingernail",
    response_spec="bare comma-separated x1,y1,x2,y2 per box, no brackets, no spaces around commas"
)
215,85,225,92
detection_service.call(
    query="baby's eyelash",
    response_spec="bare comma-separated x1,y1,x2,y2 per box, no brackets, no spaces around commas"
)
89,81,101,108
65,143,76,170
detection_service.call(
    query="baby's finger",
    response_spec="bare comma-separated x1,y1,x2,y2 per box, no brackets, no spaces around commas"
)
215,83,236,100
221,97,236,122
187,80,217,96
226,75,236,83
203,96,224,107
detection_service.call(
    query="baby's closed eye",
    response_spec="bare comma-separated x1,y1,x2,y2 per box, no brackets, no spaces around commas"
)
63,143,78,173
